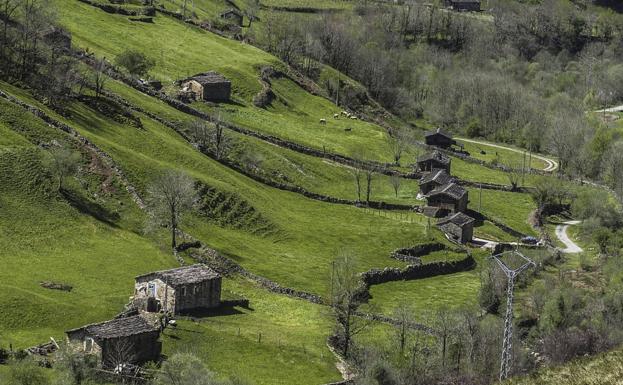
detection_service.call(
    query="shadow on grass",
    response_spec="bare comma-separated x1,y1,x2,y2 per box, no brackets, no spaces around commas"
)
61,188,120,227
179,304,250,319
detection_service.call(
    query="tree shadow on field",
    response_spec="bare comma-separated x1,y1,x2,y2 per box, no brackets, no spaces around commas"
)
61,188,120,227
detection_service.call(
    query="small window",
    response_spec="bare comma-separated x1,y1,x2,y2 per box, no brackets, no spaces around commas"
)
194,285,200,294
182,287,187,296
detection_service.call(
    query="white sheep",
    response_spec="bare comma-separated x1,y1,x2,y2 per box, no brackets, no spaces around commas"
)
350,115,357,120
319,118,327,124
341,110,348,116
333,113,339,119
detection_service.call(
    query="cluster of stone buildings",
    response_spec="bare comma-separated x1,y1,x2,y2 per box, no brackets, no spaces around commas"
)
418,129,475,244
65,265,222,369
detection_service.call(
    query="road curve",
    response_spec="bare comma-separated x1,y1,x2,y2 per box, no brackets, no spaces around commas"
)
555,220,583,254
456,137,559,172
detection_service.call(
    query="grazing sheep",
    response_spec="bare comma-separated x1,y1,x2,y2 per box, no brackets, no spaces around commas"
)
333,113,339,119
350,116,357,120
341,110,348,116
319,118,327,124
344,127,352,132
345,113,351,118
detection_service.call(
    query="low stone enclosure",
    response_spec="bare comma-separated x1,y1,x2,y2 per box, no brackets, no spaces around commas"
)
361,252,475,287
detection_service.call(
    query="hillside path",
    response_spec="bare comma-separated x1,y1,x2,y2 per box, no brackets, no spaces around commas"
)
455,137,559,172
595,105,623,113
555,220,583,254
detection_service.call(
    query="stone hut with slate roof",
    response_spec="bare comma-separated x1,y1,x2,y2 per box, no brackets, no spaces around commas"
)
220,8,244,26
181,72,231,102
445,0,480,12
419,169,453,195
425,182,468,213
424,128,457,149
134,264,222,314
65,313,161,368
437,212,475,243
416,150,451,173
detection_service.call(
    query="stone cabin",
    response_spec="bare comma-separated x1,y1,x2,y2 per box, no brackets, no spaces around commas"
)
42,26,72,50
437,212,475,243
445,0,481,12
419,169,453,195
66,313,161,368
425,128,457,149
426,182,468,213
220,8,244,26
416,150,451,173
181,72,231,102
134,264,222,315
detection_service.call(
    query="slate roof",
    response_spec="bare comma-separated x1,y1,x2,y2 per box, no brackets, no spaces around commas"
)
186,72,230,86
424,128,454,140
220,8,243,17
427,182,466,200
417,150,450,165
420,169,452,185
135,264,221,286
67,314,160,340
437,212,475,227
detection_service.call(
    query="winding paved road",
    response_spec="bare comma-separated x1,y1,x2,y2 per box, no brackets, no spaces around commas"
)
456,137,559,172
555,220,583,254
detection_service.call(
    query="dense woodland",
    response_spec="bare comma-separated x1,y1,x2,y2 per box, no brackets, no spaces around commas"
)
2,0,623,385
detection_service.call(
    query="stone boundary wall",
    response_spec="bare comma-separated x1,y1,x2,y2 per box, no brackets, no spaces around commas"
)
0,90,146,209
96,87,418,211
360,253,475,287
390,242,452,263
74,52,411,176
77,0,155,16
189,247,325,304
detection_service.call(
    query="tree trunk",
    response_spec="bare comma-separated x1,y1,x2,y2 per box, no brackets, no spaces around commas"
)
170,205,177,250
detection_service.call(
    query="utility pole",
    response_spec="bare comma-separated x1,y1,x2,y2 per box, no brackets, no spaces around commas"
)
492,251,535,381
522,151,526,187
478,183,482,213
336,73,340,107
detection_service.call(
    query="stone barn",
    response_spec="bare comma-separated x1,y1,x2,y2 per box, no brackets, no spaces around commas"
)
220,8,244,26
416,150,451,173
424,128,456,149
425,182,468,213
66,313,161,368
445,0,481,12
43,26,72,50
419,169,452,195
437,212,475,243
181,72,231,102
134,264,222,314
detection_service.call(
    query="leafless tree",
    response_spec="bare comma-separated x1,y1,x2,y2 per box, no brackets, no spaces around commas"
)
365,167,374,204
504,161,521,191
189,118,230,159
390,174,401,197
393,302,413,354
92,57,108,99
146,170,197,251
103,338,136,370
351,167,363,202
330,253,368,357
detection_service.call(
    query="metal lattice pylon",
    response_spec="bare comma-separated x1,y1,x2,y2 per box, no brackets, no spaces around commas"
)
491,250,535,381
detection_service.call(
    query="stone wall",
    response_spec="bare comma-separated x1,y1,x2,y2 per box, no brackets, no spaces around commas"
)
390,242,448,263
360,254,475,287
78,0,155,16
